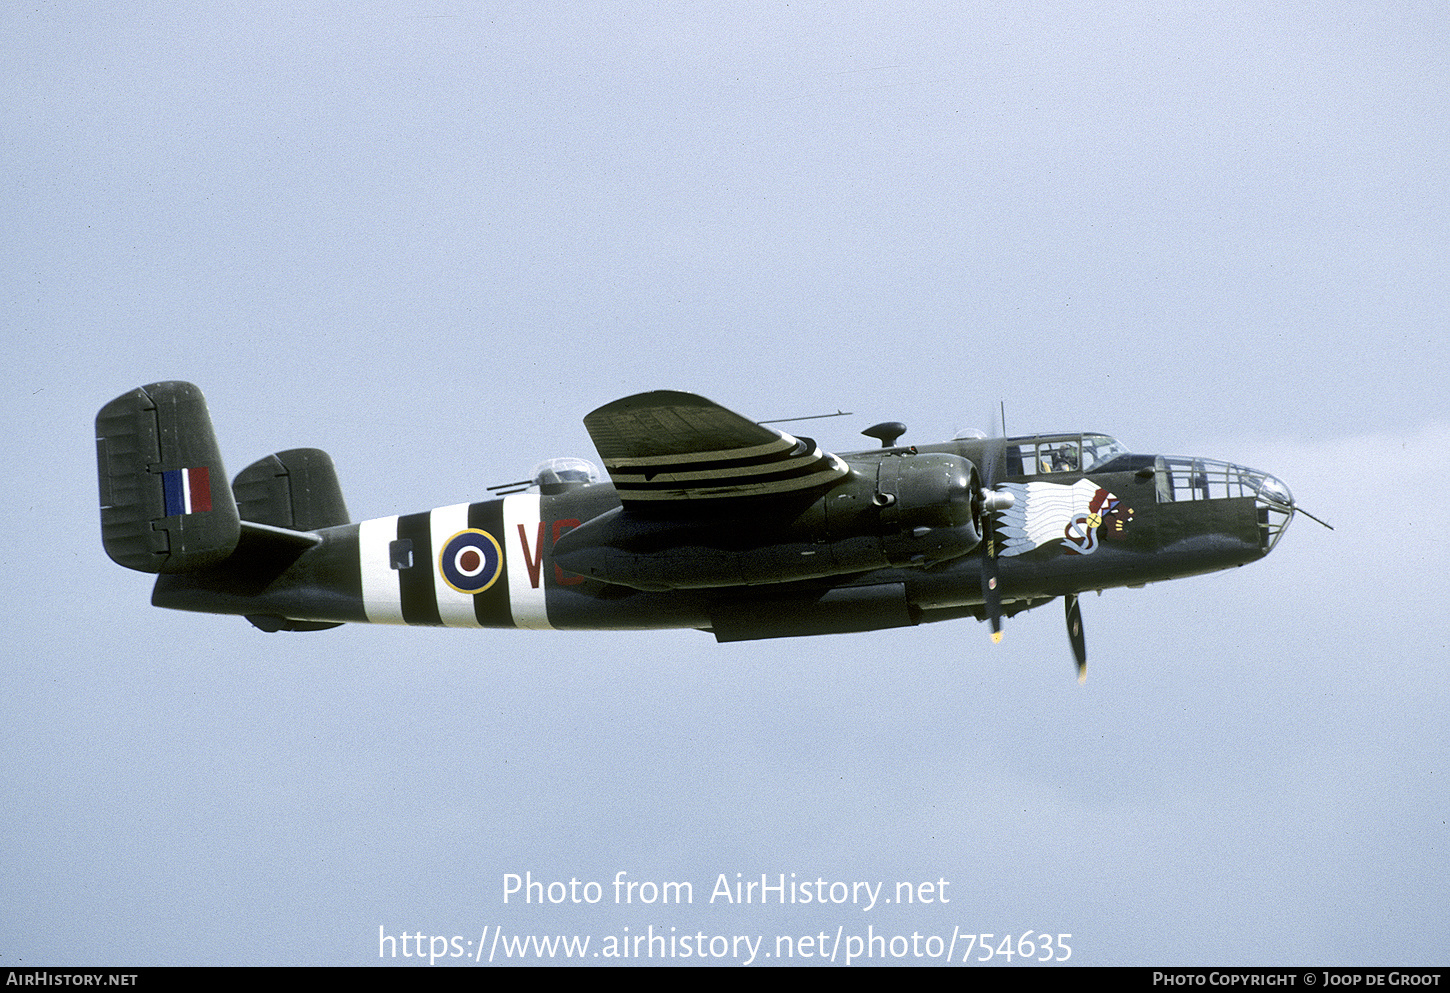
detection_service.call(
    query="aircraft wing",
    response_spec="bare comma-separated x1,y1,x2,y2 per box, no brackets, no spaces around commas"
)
583,391,849,508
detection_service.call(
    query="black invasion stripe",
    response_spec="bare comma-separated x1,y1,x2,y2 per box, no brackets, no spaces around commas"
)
613,458,841,494
397,511,442,626
605,439,812,477
615,474,844,500
608,455,823,484
614,457,839,488
334,526,365,621
469,500,514,628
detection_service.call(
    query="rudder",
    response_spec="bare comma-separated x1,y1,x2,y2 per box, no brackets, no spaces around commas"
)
96,381,241,573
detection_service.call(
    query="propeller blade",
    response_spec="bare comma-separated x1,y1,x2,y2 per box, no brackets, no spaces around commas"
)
979,413,1007,644
1065,593,1087,683
982,568,1003,643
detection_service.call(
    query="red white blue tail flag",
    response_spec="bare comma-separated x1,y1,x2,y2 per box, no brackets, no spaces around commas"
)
161,466,213,516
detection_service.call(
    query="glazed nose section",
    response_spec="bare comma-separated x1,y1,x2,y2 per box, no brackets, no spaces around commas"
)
1248,469,1295,553
1256,472,1293,509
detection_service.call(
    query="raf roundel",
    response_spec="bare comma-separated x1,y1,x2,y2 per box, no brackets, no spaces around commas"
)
439,529,503,595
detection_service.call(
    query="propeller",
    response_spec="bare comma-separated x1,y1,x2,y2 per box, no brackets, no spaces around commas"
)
977,402,1089,681
978,403,1009,644
1065,592,1087,683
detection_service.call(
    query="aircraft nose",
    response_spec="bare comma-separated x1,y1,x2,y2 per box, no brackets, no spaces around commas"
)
1257,472,1293,509
1248,469,1295,553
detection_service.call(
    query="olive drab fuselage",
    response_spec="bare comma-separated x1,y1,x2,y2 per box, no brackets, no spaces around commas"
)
150,436,1290,642
100,383,1302,651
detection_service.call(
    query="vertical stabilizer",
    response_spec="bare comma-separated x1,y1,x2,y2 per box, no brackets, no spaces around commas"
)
232,448,350,531
96,382,240,573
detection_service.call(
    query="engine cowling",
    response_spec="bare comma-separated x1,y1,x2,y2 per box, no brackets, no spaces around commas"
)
867,452,983,567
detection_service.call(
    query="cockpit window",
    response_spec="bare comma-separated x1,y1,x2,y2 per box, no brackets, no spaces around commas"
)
1006,439,1077,475
1004,435,1127,476
1081,435,1129,471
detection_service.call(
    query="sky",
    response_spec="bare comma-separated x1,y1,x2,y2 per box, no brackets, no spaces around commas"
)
4,1,1448,967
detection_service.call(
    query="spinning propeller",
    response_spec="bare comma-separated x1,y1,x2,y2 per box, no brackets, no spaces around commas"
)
977,405,1086,681
977,423,1007,646
1065,592,1087,683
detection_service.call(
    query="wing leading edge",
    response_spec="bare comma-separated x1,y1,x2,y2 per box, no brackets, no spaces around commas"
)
583,391,849,507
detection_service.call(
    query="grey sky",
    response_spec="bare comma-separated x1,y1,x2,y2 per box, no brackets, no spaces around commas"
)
4,2,1447,966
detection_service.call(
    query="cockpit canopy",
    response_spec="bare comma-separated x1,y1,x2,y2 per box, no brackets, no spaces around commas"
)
532,457,601,494
1005,434,1130,476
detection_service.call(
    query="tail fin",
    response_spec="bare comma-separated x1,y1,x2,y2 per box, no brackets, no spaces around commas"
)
233,448,350,531
96,382,241,573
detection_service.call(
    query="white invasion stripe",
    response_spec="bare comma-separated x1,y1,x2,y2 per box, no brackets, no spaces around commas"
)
359,515,405,624
618,454,850,500
502,493,552,629
430,503,483,628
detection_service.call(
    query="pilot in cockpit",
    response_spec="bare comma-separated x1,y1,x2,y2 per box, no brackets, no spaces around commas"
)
1041,444,1078,473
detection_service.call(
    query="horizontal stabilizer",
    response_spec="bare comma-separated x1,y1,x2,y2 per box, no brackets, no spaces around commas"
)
233,448,349,531
96,382,240,573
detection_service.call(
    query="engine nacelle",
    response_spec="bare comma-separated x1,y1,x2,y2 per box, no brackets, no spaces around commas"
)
843,451,983,570
552,452,986,591
873,451,981,532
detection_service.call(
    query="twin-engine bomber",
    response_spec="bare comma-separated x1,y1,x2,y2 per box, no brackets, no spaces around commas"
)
96,382,1323,679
